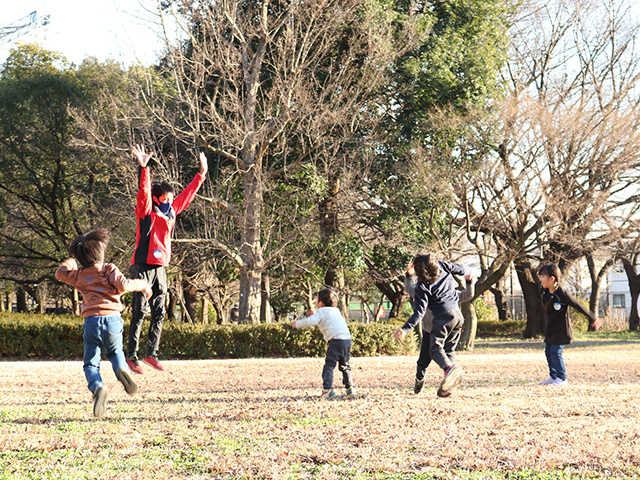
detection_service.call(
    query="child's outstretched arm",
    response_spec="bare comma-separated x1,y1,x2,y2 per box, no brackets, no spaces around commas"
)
564,290,602,330
293,310,322,330
107,265,152,299
55,258,79,285
458,274,475,304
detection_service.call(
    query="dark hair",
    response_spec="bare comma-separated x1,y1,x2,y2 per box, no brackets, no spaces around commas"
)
317,288,339,308
413,253,440,283
68,229,110,268
152,181,174,200
538,263,560,283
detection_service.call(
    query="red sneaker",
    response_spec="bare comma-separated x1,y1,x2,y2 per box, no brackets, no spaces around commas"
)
126,358,143,375
142,356,165,371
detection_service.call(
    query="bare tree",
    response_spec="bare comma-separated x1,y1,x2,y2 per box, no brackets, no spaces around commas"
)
145,0,417,322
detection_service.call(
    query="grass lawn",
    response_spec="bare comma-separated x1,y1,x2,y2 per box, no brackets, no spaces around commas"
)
1,339,639,479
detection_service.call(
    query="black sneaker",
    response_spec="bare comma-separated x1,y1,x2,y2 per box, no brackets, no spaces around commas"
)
116,369,139,395
93,386,108,417
437,365,462,398
414,377,425,394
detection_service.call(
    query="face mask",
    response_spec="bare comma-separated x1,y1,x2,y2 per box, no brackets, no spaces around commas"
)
157,201,171,214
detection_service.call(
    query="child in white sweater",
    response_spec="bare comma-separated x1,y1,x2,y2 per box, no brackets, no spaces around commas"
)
293,288,355,400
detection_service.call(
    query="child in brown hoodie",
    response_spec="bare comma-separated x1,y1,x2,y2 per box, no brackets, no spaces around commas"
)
56,229,151,417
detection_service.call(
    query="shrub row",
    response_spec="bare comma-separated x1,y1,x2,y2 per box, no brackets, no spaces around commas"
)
0,313,417,360
0,313,533,360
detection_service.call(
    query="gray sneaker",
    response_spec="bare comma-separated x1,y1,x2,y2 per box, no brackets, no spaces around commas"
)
414,377,425,394
116,369,139,395
93,386,108,417
437,365,462,398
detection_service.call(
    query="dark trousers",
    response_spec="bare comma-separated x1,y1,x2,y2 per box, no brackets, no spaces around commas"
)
322,339,353,390
429,308,464,371
416,331,432,381
128,264,167,359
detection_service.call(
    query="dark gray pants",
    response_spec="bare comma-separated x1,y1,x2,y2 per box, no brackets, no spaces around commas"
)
128,264,167,359
429,308,464,371
416,331,432,381
322,339,353,390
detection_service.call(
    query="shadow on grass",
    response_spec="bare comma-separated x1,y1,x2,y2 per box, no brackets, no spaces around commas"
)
474,338,640,350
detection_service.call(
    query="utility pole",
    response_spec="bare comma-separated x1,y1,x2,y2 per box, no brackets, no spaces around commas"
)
0,11,50,46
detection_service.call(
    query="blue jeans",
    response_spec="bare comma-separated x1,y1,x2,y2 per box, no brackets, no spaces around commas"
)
545,343,566,381
84,315,127,394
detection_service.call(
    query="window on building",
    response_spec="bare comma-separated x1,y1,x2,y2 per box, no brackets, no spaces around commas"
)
612,294,626,308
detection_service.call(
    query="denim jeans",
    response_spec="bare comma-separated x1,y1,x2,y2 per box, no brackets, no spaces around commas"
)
545,343,566,381
429,308,464,371
322,339,353,390
416,332,432,382
128,264,167,358
84,315,127,393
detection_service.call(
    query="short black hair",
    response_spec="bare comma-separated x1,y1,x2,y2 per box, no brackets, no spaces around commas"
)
67,229,110,268
317,288,339,308
538,263,560,283
413,253,440,283
152,181,174,199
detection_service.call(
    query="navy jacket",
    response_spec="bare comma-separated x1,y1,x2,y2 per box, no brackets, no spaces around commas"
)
401,261,470,332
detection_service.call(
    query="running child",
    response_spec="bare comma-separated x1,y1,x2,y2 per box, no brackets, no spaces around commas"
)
55,228,152,417
404,263,475,394
292,288,356,400
538,263,602,386
393,253,471,397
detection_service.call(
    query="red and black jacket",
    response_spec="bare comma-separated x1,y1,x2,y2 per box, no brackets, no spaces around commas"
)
131,166,206,267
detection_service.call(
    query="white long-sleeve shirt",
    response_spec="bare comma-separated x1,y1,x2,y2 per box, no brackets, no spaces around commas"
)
295,306,351,342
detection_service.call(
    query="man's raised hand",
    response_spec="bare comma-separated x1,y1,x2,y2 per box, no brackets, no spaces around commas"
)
132,144,153,168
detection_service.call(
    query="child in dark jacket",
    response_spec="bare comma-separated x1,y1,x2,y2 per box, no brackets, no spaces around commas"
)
393,253,471,397
404,266,475,394
538,263,602,386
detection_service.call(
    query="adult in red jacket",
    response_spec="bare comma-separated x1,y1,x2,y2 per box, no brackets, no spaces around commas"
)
127,144,208,373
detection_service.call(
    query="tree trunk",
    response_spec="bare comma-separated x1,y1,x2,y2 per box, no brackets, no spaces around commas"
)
260,273,271,323
166,273,179,321
586,254,614,331
458,300,477,351
240,268,262,324
621,258,640,331
182,279,198,324
15,286,27,313
200,294,209,325
207,287,225,325
72,289,80,316
239,153,264,324
372,276,406,319
324,267,348,317
489,286,511,321
515,259,544,338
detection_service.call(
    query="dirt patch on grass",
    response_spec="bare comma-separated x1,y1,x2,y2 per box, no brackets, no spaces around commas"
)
1,340,639,479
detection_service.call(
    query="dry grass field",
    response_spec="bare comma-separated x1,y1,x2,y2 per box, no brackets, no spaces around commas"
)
1,339,640,479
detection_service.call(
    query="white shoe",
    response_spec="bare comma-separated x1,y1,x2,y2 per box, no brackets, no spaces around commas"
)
551,378,568,386
540,377,555,385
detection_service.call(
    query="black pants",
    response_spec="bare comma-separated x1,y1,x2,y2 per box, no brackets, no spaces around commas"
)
416,331,432,381
322,339,353,390
429,308,464,371
128,264,167,359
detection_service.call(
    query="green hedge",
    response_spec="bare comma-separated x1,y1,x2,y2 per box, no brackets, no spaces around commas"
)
0,312,416,360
